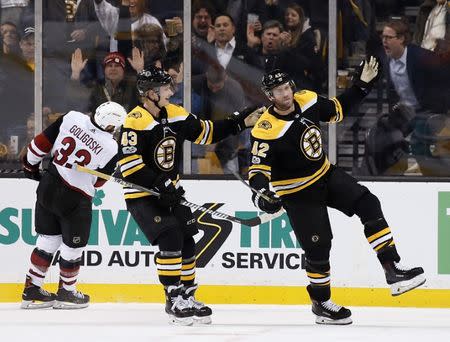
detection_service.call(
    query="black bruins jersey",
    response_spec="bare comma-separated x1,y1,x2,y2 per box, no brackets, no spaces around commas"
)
118,104,238,200
249,89,350,198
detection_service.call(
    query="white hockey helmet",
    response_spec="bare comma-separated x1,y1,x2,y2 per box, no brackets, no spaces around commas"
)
94,101,127,131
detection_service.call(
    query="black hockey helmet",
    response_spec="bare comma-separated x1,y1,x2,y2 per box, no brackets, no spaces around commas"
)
136,66,173,96
261,69,295,97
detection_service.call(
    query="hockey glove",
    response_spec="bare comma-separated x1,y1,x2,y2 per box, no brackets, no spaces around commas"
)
353,56,380,93
252,189,282,214
228,106,266,133
154,176,185,208
22,155,41,181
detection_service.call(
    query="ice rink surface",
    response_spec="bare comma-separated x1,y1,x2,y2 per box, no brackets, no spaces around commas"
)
1,303,450,342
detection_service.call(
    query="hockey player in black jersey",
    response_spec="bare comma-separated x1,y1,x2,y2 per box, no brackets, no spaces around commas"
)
118,66,264,326
248,58,425,325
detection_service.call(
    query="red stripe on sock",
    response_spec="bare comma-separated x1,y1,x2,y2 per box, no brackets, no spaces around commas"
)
29,269,45,278
31,252,51,268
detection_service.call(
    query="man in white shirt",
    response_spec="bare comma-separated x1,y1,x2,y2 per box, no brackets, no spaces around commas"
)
214,14,238,69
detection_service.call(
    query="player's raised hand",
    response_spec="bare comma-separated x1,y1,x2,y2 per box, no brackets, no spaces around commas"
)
360,56,379,84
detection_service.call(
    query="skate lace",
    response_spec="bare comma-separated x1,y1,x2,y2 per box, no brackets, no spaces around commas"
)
72,291,85,299
187,296,205,310
38,288,52,297
394,262,410,271
171,295,189,311
322,299,342,312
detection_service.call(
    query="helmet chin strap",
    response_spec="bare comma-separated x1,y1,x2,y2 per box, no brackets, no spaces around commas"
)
146,89,163,110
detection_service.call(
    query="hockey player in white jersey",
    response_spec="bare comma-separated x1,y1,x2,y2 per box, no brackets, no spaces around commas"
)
20,101,127,309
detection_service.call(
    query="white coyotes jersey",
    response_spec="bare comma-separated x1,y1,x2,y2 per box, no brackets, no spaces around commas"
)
51,111,118,197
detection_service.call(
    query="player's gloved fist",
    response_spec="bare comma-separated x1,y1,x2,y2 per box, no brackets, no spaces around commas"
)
22,155,41,181
228,106,267,133
154,176,185,208
252,189,282,214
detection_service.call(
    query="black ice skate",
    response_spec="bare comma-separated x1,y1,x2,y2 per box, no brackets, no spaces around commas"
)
165,284,194,326
183,284,212,324
21,282,56,309
311,299,352,325
383,261,426,296
53,288,90,309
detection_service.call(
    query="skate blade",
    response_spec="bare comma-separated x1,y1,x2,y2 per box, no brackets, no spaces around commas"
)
53,301,89,309
20,300,55,309
391,274,426,296
168,315,194,326
194,315,212,325
315,316,353,325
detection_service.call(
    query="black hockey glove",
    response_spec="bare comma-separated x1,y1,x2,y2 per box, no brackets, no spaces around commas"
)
228,106,259,133
22,155,41,181
154,176,185,208
252,189,282,214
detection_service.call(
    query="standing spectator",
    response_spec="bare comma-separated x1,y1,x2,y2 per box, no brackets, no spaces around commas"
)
192,63,248,173
382,18,449,113
414,0,450,54
0,21,19,55
280,3,323,91
192,1,215,42
133,23,166,68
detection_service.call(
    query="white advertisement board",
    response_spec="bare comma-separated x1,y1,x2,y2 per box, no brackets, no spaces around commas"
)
1,179,450,304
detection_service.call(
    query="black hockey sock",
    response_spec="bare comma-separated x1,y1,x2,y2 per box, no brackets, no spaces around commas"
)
364,218,400,263
155,251,182,286
58,257,81,292
181,236,196,286
26,248,53,288
305,258,331,302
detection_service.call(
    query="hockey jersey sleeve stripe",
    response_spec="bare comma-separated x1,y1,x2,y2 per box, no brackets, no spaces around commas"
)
194,120,214,145
122,163,145,177
119,154,141,165
329,97,344,123
249,164,271,171
248,164,271,180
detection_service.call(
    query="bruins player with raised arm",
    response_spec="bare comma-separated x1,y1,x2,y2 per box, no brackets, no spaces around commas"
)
118,66,263,326
249,58,425,325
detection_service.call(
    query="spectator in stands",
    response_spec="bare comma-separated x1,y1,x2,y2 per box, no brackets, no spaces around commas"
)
213,14,246,70
280,3,323,91
192,1,215,43
0,26,35,157
370,18,450,174
69,49,138,113
192,63,248,173
132,23,166,70
414,0,450,54
245,20,283,72
0,21,19,56
1,0,29,26
382,18,449,113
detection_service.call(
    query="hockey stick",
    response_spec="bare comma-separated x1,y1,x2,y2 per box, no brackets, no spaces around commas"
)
228,169,278,203
0,168,24,174
71,164,283,227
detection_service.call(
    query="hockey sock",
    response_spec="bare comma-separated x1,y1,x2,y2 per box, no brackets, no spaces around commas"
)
58,257,80,292
364,218,400,263
181,236,196,286
26,248,53,288
305,258,331,302
155,251,182,286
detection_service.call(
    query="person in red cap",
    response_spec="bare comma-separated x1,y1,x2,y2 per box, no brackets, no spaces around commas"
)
69,48,138,114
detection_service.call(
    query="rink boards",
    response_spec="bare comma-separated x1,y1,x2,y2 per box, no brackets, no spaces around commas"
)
1,179,450,307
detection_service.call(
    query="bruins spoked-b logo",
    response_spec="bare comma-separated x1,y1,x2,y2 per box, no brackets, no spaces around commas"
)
154,137,176,170
300,125,322,160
